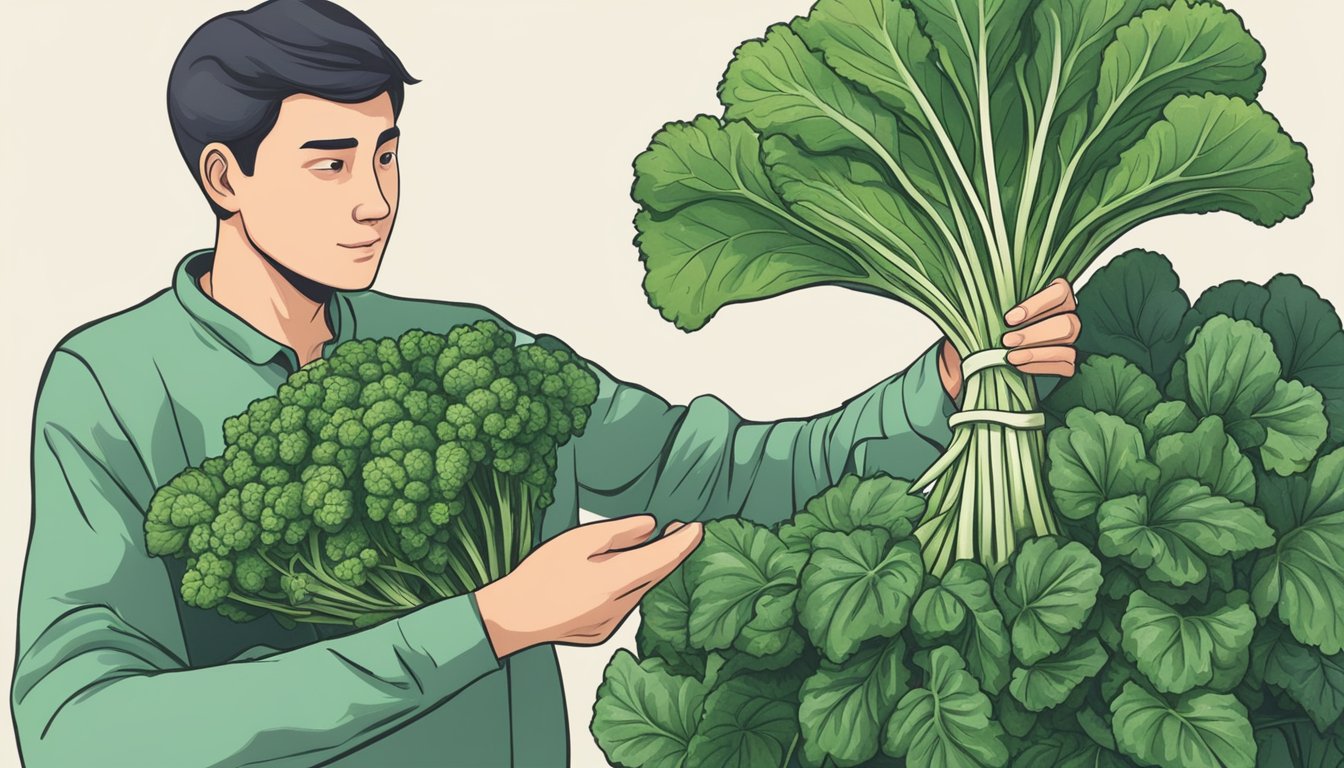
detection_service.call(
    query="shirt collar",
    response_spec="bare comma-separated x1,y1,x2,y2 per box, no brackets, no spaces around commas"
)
174,248,356,370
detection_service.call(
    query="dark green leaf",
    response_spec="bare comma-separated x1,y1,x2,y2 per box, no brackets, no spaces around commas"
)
1120,590,1255,695
779,473,925,552
799,637,910,767
884,646,1009,768
1151,416,1256,504
1259,274,1344,451
1075,250,1191,387
592,650,708,768
1009,637,1109,712
912,561,1012,694
1261,629,1344,731
1044,356,1163,427
687,519,805,652
1047,409,1158,520
997,538,1103,665
685,673,800,768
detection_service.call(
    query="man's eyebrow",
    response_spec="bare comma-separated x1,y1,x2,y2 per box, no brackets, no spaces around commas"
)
377,126,400,146
300,137,357,150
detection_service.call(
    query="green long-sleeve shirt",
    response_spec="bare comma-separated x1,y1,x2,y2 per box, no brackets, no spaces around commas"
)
11,249,956,767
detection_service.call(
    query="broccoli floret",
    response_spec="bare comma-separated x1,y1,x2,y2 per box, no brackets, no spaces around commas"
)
362,456,407,497
434,442,471,498
331,556,370,587
325,525,372,561
387,498,419,526
145,468,222,556
259,465,290,488
312,489,355,531
322,375,361,413
280,573,312,605
233,551,271,593
181,552,233,609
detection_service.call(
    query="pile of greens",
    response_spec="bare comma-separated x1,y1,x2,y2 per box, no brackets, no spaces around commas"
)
592,250,1344,768
145,320,599,628
630,0,1313,574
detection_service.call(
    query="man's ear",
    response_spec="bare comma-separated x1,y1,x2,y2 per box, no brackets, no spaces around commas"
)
200,143,242,215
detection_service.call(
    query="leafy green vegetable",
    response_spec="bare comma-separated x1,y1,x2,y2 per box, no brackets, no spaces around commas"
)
1150,417,1256,505
1075,250,1191,388
885,647,1009,768
1120,590,1254,695
1110,682,1255,768
1259,626,1344,731
995,538,1102,665
912,561,1011,694
1141,401,1200,448
779,474,925,552
1048,409,1158,520
685,672,802,768
591,650,708,768
798,637,910,766
687,520,805,653
1009,637,1108,713
1044,356,1163,428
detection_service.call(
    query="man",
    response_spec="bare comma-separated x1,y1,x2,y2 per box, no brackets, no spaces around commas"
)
10,1,1079,766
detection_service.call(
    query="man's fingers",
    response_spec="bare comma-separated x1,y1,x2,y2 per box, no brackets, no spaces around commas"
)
1002,313,1080,348
1004,278,1077,326
579,514,657,556
1007,346,1076,367
609,521,704,591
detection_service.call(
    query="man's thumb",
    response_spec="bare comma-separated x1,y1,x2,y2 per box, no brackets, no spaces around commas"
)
580,514,657,554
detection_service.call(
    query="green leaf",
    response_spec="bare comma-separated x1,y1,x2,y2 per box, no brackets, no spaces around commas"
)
1254,720,1344,768
779,473,925,552
912,561,1012,694
884,646,1009,768
1258,275,1344,451
686,519,805,652
732,590,801,659
1253,378,1328,475
1252,447,1344,653
1009,637,1109,713
1044,356,1163,428
1110,682,1255,768
1119,590,1255,695
1151,416,1256,504
799,529,924,663
592,650,707,768
685,673,800,768
1097,481,1274,586
1047,409,1159,520
632,116,869,332
799,637,910,767
1169,316,1281,442
1261,629,1344,731
640,564,695,655
996,538,1103,665
1141,401,1199,447
1075,250,1192,388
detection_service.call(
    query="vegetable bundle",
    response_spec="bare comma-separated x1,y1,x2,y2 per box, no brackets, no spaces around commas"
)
145,320,599,627
592,250,1344,768
630,0,1313,573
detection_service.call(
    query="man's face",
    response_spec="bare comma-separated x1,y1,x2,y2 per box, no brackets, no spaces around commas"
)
229,92,400,291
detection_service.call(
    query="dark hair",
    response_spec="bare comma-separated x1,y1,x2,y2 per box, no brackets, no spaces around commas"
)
167,0,418,219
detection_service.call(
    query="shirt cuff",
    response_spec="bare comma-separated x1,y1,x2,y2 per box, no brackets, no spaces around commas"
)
392,591,504,702
887,342,957,452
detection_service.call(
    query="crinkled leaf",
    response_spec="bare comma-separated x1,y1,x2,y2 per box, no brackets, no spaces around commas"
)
687,519,804,652
1252,448,1344,653
1253,378,1328,475
1169,316,1281,442
996,538,1103,665
912,561,1011,694
1098,481,1274,586
1009,637,1108,713
640,564,695,655
1048,409,1158,520
1141,401,1199,447
799,637,910,767
1151,416,1256,504
1119,590,1255,695
1110,683,1255,768
884,647,1009,768
1075,250,1191,388
1045,355,1163,428
685,672,801,768
779,473,925,552
799,529,924,664
592,650,707,768
732,591,800,659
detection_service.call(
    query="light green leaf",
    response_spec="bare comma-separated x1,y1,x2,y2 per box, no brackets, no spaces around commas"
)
732,590,800,660
592,650,707,768
1170,316,1281,443
1252,447,1344,653
685,673,801,768
1098,481,1274,586
1120,590,1255,695
1151,416,1256,504
1110,682,1255,768
1047,409,1158,520
1258,274,1344,451
911,560,1011,694
1044,355,1163,428
779,473,926,552
1141,401,1199,447
1252,378,1327,475
686,519,804,652
799,529,924,663
884,647,1009,768
799,637,911,767
996,538,1103,665
1075,249,1191,388
1009,637,1109,712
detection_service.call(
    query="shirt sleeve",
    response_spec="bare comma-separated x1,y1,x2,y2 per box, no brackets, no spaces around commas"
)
11,350,504,768
572,341,957,530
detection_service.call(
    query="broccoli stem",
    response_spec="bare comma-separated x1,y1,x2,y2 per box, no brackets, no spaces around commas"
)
443,514,491,587
364,570,421,608
465,478,501,583
493,471,514,574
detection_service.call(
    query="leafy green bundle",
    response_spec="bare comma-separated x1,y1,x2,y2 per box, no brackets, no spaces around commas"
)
631,0,1313,573
592,251,1344,768
145,320,599,628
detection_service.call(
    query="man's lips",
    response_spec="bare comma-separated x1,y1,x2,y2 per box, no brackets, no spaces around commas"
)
339,238,381,248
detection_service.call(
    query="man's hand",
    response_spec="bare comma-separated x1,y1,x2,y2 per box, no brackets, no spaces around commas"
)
474,515,704,659
938,278,1080,400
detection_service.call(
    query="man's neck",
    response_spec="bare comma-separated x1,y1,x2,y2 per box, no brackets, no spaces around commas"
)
202,217,334,367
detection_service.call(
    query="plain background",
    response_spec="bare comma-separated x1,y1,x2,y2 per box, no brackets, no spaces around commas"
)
1,1,1340,766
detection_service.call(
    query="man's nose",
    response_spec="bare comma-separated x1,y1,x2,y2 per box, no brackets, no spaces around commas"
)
352,164,391,223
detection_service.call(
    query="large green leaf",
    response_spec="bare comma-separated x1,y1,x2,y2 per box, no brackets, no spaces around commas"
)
911,560,1011,694
1110,682,1255,768
799,529,924,663
1260,627,1344,731
1009,637,1109,713
1012,733,1133,768
1141,401,1199,447
686,519,805,652
1119,590,1255,695
1252,448,1344,653
884,646,1009,768
995,537,1103,665
799,636,910,767
592,650,707,768
779,473,925,552
1044,355,1163,428
1151,416,1256,504
1254,720,1344,768
1097,481,1274,586
1253,378,1328,475
640,563,695,655
632,116,869,332
685,672,801,768
1047,409,1158,520
1075,250,1191,387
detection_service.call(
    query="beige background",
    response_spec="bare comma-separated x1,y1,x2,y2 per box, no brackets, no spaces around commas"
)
1,1,1340,766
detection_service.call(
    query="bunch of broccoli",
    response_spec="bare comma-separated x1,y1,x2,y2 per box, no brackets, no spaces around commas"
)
145,320,600,628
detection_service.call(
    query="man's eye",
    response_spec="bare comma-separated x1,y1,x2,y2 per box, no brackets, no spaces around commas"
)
380,151,396,165
315,159,344,172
